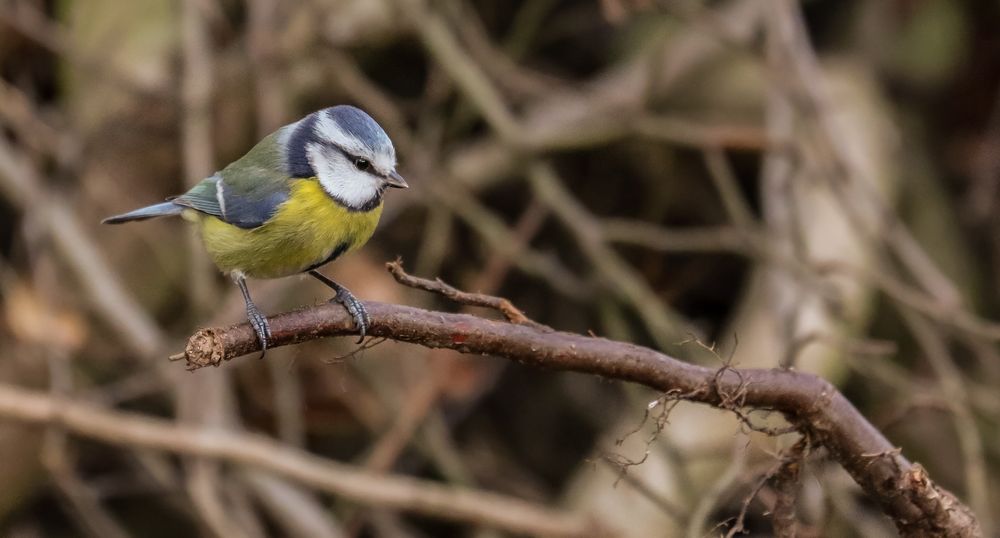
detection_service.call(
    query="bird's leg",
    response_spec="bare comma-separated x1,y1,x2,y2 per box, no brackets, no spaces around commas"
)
233,273,271,356
308,270,369,343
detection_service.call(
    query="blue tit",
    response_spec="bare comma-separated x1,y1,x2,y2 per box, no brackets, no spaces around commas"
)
104,105,408,349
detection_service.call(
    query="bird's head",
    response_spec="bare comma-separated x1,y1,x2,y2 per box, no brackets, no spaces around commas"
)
282,105,407,211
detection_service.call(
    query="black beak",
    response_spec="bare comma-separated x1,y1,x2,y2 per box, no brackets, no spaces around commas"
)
385,170,409,189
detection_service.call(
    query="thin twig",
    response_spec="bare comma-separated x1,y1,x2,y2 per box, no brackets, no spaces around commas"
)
898,308,991,532
0,137,166,357
685,436,747,538
431,182,589,299
601,219,746,254
392,0,520,142
635,115,769,150
723,472,769,538
527,162,696,352
386,258,540,327
43,353,131,538
0,2,159,96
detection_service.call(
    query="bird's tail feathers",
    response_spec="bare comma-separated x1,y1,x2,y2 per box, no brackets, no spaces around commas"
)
102,202,184,224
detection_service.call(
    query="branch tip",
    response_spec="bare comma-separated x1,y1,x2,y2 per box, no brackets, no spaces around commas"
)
183,327,226,370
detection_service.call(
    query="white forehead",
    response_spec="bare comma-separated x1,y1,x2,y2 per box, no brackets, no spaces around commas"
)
314,110,396,174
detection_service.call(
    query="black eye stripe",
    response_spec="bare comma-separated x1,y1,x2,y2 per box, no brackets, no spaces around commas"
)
318,140,389,178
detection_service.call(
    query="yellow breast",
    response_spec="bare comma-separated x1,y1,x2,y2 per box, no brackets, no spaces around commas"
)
196,179,383,279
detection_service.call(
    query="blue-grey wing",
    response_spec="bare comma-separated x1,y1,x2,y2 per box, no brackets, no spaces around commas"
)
174,128,296,229
173,172,291,229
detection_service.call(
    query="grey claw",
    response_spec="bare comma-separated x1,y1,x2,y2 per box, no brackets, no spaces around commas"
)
307,271,368,344
333,288,369,343
234,274,270,360
247,307,272,358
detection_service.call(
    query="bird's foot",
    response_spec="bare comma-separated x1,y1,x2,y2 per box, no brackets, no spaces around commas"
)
331,287,369,343
246,304,272,359
308,270,369,344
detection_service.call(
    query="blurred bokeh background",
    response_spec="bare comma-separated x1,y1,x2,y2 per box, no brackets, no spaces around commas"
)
1,0,999,536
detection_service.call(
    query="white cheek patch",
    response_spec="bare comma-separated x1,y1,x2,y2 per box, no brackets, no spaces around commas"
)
307,143,382,209
314,113,396,174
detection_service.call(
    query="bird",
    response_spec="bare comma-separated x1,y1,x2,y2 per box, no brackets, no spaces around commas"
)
103,105,408,351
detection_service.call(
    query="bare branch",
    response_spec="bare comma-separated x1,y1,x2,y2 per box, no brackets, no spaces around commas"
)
176,277,979,536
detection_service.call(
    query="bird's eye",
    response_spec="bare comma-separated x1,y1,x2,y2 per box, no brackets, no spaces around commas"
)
354,158,371,172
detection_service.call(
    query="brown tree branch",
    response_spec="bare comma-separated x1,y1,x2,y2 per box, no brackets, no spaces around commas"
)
177,269,981,537
0,383,592,538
